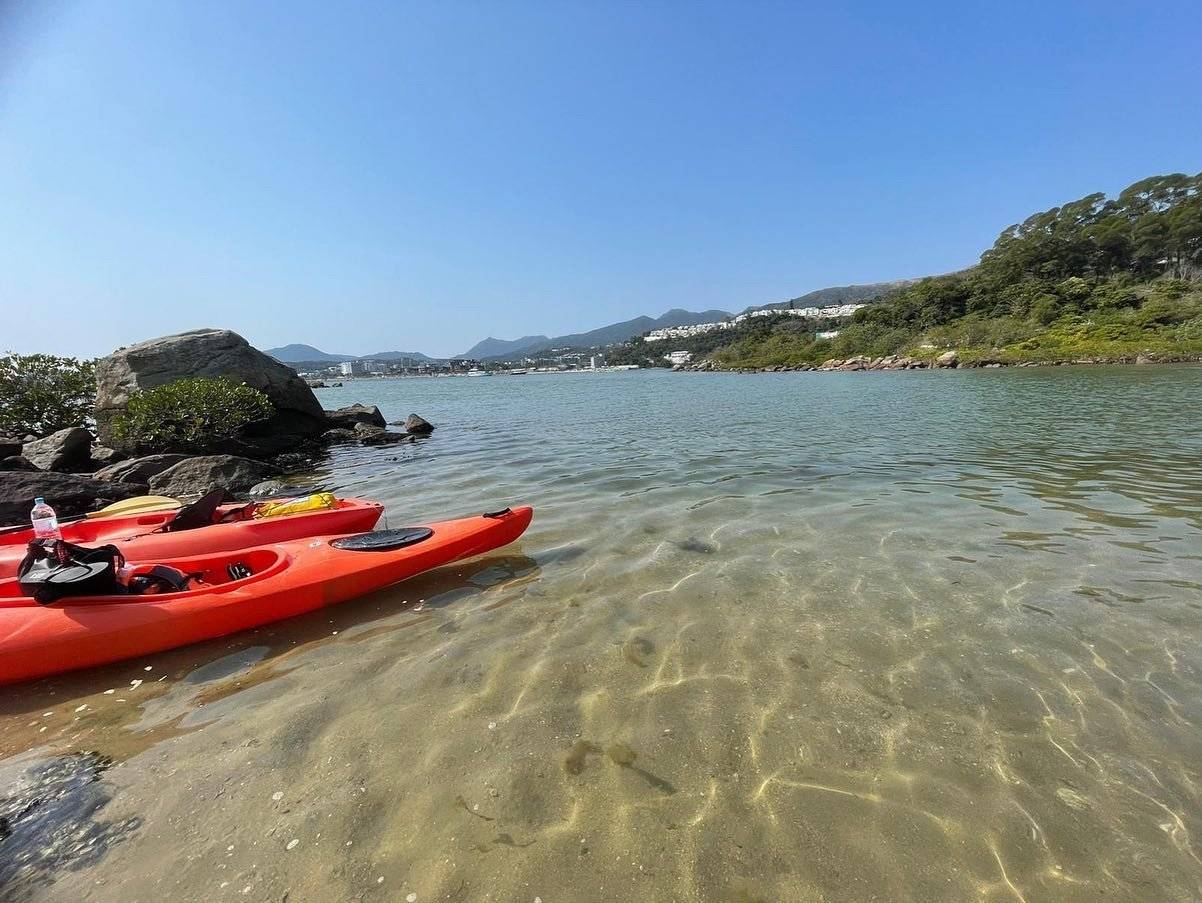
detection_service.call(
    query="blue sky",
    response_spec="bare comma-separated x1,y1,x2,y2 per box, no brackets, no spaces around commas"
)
1,0,1199,359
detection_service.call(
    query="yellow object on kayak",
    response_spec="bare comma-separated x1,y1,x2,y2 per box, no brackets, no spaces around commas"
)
87,496,183,518
255,492,338,519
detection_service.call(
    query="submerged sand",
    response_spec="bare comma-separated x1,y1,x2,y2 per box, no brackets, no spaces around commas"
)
3,367,1201,901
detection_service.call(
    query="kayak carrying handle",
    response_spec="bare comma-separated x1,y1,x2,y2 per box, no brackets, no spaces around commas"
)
483,508,512,519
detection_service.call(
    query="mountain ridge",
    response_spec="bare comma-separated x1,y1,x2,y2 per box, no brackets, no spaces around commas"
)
265,344,438,364
265,279,920,364
459,307,734,360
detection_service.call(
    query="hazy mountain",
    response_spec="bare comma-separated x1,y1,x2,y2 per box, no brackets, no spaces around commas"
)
462,308,733,360
269,285,918,366
457,335,551,360
264,344,438,364
742,280,919,314
264,344,356,363
363,350,439,362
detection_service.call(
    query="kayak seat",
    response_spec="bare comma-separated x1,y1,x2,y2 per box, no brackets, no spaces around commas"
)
165,489,233,532
331,527,433,552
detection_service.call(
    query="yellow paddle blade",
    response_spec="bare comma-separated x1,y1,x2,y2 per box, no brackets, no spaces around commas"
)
87,495,183,519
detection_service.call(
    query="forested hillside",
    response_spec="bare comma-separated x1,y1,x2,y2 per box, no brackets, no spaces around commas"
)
692,172,1202,369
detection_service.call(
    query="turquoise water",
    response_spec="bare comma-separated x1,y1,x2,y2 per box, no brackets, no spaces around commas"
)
2,366,1202,901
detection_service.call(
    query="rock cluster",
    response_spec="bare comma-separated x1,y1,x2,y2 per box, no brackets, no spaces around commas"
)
0,471,147,524
0,329,442,526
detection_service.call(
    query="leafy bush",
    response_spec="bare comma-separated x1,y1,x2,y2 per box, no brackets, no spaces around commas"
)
0,353,96,437
112,377,274,453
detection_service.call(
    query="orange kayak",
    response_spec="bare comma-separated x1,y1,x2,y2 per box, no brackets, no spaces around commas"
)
0,506,533,684
0,498,383,578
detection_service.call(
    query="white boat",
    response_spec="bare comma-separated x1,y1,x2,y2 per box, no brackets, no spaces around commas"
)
466,369,489,377
508,368,528,375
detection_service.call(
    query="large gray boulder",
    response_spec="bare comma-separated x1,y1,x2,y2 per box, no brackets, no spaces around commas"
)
22,428,93,472
93,453,190,484
148,455,281,498
325,404,386,430
0,471,148,526
94,329,327,449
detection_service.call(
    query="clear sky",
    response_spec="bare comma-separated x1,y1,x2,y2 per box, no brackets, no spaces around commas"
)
1,0,1199,359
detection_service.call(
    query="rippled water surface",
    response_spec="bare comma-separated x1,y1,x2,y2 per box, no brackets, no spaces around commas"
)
3,366,1202,902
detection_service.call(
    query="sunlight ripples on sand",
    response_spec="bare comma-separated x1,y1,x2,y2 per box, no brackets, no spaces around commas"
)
2,365,1201,901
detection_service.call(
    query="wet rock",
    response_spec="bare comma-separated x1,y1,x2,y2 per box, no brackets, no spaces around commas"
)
93,453,190,484
0,456,38,472
22,427,93,472
325,404,386,430
935,350,959,368
249,479,289,498
0,751,140,896
355,425,416,446
402,413,434,434
320,428,360,445
0,471,149,525
148,455,281,498
94,328,327,450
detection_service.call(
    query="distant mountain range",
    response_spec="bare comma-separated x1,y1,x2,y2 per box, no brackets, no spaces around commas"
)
458,308,733,360
264,344,438,364
265,279,920,365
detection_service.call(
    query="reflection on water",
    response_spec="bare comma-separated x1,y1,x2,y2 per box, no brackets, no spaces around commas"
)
2,366,1201,901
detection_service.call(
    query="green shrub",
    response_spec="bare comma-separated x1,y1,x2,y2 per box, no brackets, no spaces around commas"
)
1031,295,1062,325
112,377,274,453
0,353,96,438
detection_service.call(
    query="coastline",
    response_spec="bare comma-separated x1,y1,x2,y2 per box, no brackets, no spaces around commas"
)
676,350,1202,373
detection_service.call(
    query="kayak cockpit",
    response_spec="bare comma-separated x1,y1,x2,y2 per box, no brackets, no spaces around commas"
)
0,547,289,608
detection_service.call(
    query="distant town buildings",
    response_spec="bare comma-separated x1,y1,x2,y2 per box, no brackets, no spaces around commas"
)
643,304,867,342
339,360,387,376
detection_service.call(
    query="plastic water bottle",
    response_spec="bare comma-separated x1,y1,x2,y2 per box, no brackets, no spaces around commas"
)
30,497,62,540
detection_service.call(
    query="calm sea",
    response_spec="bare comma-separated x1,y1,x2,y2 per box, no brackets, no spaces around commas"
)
3,366,1202,901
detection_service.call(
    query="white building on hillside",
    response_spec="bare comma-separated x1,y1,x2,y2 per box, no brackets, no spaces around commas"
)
644,304,867,342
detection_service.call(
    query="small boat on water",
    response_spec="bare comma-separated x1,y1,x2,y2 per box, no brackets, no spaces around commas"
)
466,369,489,377
0,506,533,684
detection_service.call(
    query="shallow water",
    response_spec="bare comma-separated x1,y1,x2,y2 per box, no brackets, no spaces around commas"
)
3,366,1202,901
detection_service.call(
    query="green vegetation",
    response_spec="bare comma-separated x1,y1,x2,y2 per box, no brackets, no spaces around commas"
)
112,377,274,453
0,353,97,438
688,172,1202,369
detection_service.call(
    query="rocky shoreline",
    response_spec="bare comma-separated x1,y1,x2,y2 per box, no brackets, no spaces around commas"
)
675,350,1202,373
0,329,436,526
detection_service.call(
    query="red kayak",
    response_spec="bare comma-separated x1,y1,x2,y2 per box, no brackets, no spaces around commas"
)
0,506,533,684
0,498,383,578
